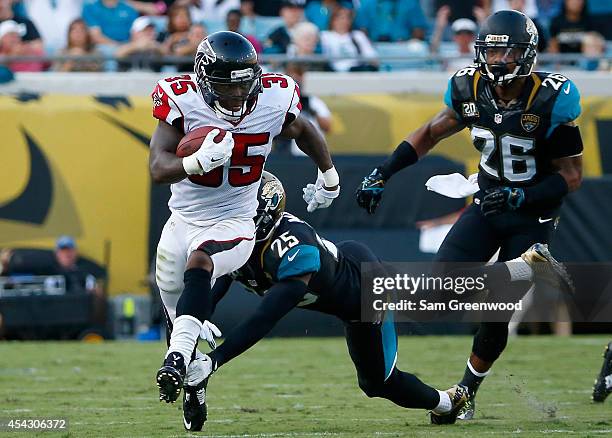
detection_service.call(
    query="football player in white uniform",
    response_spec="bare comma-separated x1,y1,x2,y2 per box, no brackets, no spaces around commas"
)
149,31,340,430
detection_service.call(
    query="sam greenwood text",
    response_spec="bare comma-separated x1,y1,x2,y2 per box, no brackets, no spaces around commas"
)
372,299,523,312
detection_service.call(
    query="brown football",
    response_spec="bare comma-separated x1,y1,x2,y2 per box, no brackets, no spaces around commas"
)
176,126,227,158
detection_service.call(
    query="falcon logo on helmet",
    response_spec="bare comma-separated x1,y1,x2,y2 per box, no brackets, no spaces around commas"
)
474,10,538,86
196,39,217,66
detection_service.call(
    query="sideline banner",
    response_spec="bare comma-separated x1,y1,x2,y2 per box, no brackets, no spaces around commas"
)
0,95,155,295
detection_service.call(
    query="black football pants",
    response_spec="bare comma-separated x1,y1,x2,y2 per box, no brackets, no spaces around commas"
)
434,203,557,362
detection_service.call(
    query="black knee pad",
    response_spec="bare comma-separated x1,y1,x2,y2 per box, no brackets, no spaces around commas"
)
472,322,509,362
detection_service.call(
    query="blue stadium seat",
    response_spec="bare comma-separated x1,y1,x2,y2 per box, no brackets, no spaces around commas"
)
373,41,432,71
201,19,226,35
252,16,284,41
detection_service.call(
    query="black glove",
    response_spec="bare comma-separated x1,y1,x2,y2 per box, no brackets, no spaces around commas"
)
480,187,525,217
356,168,386,214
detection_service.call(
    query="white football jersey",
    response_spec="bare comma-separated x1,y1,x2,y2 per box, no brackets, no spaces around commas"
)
152,73,302,226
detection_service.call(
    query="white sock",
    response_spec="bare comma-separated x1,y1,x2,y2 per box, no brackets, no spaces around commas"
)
505,257,533,282
467,358,491,377
167,315,203,364
433,390,452,414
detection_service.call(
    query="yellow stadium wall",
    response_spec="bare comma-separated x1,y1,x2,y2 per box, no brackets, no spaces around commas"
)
0,94,608,295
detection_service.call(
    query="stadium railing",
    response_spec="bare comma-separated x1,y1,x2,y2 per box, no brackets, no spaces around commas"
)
0,53,609,72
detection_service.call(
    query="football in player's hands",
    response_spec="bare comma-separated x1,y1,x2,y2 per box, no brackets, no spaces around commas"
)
176,126,227,157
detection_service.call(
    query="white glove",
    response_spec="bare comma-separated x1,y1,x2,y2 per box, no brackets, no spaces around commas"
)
186,353,217,386
302,172,340,212
183,129,234,175
199,320,222,350
305,185,340,212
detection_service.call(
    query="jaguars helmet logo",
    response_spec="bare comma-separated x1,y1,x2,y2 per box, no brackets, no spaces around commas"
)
525,17,538,45
261,179,284,211
255,172,286,241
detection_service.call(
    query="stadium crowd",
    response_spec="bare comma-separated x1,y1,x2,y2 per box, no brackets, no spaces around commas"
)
0,0,611,75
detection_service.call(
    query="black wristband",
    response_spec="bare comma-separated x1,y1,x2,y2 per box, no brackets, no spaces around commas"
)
378,140,418,180
523,173,569,205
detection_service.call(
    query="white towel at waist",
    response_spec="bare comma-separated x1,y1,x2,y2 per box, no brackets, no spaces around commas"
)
425,173,479,198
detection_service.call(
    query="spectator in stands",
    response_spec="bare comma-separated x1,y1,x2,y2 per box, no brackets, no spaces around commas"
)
284,62,332,155
160,5,195,55
53,18,102,72
116,16,164,71
537,0,563,24
356,0,427,42
189,22,206,44
0,19,45,71
226,9,262,52
165,20,207,64
53,236,100,295
189,0,240,23
434,0,490,25
430,6,477,71
504,0,548,52
447,18,477,71
430,4,451,53
127,0,170,16
492,0,539,16
548,0,594,53
0,0,43,51
239,0,257,36
264,0,305,54
0,248,12,276
22,0,82,55
581,31,608,70
82,0,139,46
321,6,378,72
305,0,353,31
286,21,330,70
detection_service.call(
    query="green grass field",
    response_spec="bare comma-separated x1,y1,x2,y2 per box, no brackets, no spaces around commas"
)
1,336,611,437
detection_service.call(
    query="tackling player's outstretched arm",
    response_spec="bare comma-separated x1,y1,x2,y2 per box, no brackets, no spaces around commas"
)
356,107,466,214
207,274,312,367
149,120,188,184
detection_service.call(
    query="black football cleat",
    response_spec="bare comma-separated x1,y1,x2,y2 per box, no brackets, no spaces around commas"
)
183,378,208,431
430,384,469,425
592,341,612,403
156,352,186,403
521,243,575,294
